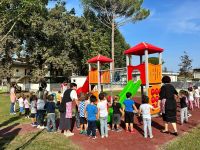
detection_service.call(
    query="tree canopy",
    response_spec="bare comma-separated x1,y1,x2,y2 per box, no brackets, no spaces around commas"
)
0,0,130,83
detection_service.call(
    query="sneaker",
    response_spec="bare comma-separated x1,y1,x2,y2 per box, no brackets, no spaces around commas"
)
116,128,122,132
83,130,87,135
64,132,74,137
105,135,108,138
188,114,192,117
101,135,104,138
92,136,97,139
130,130,135,134
150,136,154,139
40,126,45,129
144,136,147,138
111,128,115,131
37,125,41,129
80,130,84,134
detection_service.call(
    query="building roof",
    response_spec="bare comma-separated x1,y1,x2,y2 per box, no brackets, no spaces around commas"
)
124,42,164,56
87,54,113,63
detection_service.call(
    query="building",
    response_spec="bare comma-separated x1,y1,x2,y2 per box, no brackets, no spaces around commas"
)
193,68,200,80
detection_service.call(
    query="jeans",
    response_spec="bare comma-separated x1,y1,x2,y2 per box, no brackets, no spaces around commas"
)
47,113,56,131
87,121,96,136
10,103,15,113
100,117,108,136
143,118,153,138
181,107,188,124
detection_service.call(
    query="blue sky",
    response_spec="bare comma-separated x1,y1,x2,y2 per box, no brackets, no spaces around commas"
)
48,0,200,72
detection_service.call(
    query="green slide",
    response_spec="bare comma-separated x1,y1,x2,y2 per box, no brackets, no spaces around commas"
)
108,80,141,122
119,80,141,105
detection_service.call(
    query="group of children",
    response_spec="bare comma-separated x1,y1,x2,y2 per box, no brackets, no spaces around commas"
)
78,92,157,139
13,85,199,140
179,86,200,125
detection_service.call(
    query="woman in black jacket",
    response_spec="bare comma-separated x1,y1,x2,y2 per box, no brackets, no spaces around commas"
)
159,76,178,136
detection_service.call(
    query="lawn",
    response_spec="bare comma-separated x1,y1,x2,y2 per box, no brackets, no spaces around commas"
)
161,126,200,150
0,94,79,150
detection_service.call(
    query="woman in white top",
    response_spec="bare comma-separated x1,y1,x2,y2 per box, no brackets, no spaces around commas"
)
194,86,200,108
188,87,194,110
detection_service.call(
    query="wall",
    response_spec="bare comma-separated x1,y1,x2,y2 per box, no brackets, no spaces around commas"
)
194,72,200,79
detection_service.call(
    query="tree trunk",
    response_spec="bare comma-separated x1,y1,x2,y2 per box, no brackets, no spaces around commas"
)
111,18,115,72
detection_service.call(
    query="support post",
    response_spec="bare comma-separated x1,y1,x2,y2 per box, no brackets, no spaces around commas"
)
126,55,129,83
159,52,163,77
89,64,91,91
140,55,144,97
145,50,149,95
129,55,132,65
97,61,101,94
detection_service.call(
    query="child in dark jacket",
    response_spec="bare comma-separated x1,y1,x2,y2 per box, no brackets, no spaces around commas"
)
44,95,56,132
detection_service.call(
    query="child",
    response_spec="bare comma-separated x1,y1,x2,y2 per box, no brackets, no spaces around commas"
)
179,90,189,125
24,95,30,118
56,91,62,105
18,94,24,115
86,95,98,139
111,95,123,132
30,95,37,127
44,95,56,132
97,93,108,138
188,87,194,110
194,86,200,108
123,92,138,133
78,94,87,134
139,95,158,138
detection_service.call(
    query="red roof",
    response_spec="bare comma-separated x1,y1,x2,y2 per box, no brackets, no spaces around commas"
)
87,54,113,63
124,42,164,55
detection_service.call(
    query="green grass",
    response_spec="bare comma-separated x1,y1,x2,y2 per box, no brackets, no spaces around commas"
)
0,94,30,128
161,126,200,150
0,94,79,150
0,130,80,150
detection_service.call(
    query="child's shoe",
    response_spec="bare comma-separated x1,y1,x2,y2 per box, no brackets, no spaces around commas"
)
130,130,135,134
150,136,154,139
105,134,108,138
116,128,122,132
92,136,97,139
125,129,129,132
79,130,84,134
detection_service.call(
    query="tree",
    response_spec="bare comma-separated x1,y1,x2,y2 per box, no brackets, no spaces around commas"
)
0,0,49,83
179,51,192,82
148,57,164,65
81,0,150,70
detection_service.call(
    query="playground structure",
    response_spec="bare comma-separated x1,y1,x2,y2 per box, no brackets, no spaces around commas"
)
77,42,164,115
124,42,164,114
77,54,113,99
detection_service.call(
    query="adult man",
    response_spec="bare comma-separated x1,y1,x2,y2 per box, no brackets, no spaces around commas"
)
59,83,78,136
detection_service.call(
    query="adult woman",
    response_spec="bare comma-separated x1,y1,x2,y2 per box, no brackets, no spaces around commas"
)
159,76,178,136
10,83,16,115
59,83,78,137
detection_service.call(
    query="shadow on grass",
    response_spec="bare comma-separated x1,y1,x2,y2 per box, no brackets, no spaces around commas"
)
0,123,21,149
15,130,44,150
0,115,21,128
